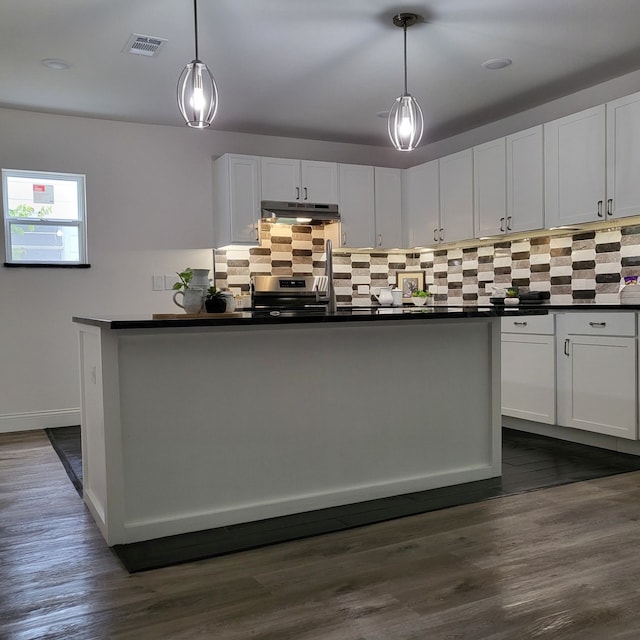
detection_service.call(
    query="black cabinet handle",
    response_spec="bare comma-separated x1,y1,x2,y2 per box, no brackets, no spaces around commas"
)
564,338,570,356
597,200,603,217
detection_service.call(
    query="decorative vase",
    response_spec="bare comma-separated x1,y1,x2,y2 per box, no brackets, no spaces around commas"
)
505,297,519,306
173,288,204,314
189,269,211,289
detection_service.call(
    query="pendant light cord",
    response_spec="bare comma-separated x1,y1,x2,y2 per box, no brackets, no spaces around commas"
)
403,20,408,95
193,0,200,61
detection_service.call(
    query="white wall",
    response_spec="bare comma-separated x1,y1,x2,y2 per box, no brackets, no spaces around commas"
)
4,64,640,432
0,108,403,432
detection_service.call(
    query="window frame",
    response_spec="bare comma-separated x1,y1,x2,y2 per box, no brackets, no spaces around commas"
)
2,168,88,267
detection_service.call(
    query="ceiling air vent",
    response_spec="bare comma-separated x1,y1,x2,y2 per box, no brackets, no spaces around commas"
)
123,34,167,57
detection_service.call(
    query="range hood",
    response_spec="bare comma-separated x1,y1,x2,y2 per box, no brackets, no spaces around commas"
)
261,200,340,224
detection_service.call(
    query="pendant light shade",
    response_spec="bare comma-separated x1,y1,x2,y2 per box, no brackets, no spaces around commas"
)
177,0,219,128
388,13,423,151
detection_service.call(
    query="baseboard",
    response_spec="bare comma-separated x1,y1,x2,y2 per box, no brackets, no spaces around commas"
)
0,409,80,433
502,416,640,456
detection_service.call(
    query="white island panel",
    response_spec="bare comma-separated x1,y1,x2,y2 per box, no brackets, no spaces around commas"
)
78,317,501,545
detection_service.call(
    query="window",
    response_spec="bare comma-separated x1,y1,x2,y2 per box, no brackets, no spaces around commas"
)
2,169,88,266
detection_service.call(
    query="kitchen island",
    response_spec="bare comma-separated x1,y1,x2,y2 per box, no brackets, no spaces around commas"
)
74,306,543,547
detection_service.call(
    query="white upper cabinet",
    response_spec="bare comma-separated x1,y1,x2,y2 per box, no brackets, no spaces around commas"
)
546,95,640,226
261,157,338,204
606,91,640,220
473,138,507,238
544,105,606,227
338,164,376,248
506,125,544,233
212,154,261,247
439,149,474,244
402,160,439,247
301,161,339,203
374,167,403,249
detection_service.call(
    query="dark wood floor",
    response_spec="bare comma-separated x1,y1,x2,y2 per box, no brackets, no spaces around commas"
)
45,425,640,572
5,429,640,638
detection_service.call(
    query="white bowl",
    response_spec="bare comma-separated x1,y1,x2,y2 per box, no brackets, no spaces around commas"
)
504,297,519,306
412,296,427,306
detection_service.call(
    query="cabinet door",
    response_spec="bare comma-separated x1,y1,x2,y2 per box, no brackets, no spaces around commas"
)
338,164,375,248
606,91,640,220
544,105,606,227
502,334,556,424
301,161,338,204
212,154,260,247
439,149,474,243
474,138,507,238
507,125,544,233
228,155,260,244
403,160,439,247
374,167,402,249
558,335,637,439
261,157,301,201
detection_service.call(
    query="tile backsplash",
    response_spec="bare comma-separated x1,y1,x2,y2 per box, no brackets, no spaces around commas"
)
214,222,640,305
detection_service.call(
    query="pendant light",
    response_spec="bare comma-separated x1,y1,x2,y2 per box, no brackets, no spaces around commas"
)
177,0,219,128
387,13,424,151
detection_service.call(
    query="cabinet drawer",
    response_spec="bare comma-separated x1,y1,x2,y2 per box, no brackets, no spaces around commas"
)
563,312,636,336
501,314,554,335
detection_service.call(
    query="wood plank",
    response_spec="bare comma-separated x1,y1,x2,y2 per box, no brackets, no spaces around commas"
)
5,430,640,638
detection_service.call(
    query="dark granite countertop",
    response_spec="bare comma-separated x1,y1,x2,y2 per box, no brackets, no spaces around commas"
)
488,303,640,311
72,305,548,330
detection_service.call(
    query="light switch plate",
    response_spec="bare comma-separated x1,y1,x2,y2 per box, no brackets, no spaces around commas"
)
164,275,179,290
152,275,164,291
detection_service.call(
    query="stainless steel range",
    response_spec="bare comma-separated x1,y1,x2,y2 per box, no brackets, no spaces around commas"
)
251,275,331,316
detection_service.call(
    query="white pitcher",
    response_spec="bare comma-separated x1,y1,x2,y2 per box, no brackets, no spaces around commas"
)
372,287,394,306
172,288,204,314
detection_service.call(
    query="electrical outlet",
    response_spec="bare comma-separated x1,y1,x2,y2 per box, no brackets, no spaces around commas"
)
357,285,370,295
152,275,164,291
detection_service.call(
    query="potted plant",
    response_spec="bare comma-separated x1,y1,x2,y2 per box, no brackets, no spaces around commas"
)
505,287,519,306
411,289,433,306
172,268,194,292
205,286,227,313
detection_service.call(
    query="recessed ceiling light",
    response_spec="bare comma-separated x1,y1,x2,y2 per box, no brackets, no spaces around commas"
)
41,58,71,70
482,58,512,70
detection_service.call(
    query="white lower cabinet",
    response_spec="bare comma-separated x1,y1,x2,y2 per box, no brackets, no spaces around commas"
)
502,311,639,441
556,313,638,440
501,316,556,424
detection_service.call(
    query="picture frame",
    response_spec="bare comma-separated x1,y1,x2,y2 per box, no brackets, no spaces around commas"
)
396,271,425,302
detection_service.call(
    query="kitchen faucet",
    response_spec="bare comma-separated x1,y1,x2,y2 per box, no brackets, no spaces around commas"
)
325,238,336,314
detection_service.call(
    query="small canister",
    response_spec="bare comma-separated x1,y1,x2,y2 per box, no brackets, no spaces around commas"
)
220,290,235,312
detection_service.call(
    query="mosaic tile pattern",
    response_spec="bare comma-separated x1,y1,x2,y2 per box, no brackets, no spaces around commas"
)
214,222,640,305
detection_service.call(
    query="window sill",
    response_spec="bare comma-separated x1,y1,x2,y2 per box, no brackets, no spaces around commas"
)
4,262,91,269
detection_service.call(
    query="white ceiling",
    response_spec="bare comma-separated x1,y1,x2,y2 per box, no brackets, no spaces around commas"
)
2,0,640,148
